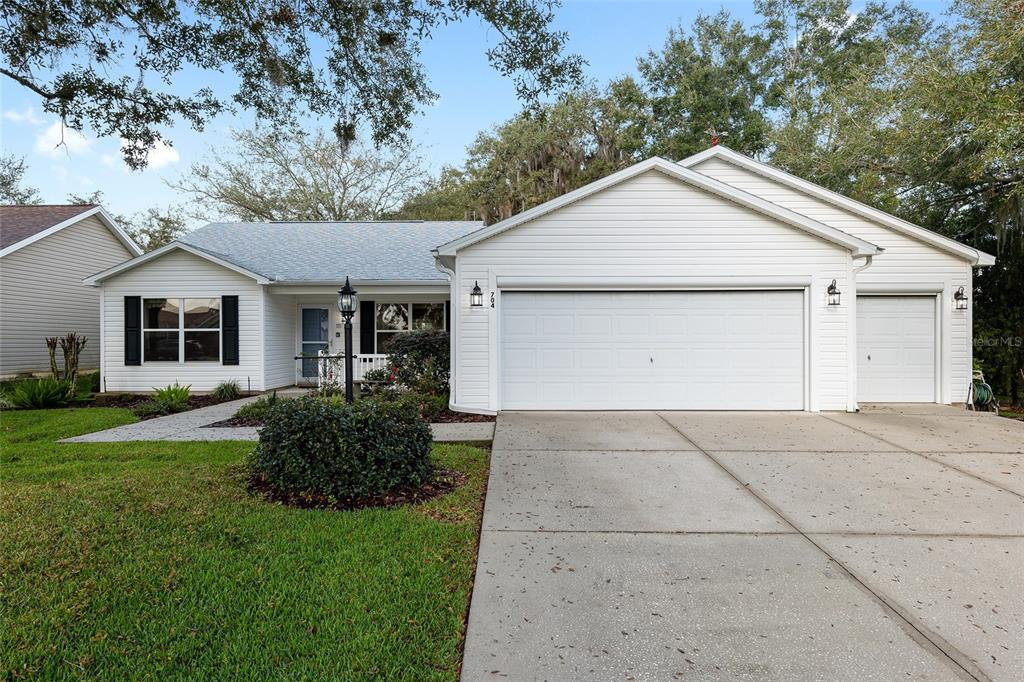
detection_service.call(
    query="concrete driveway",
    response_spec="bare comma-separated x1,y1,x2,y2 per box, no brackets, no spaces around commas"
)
462,406,1023,681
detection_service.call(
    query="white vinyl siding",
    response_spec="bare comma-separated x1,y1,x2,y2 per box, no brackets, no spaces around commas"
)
453,169,852,412
262,287,296,389
100,249,262,392
0,215,136,376
692,157,973,403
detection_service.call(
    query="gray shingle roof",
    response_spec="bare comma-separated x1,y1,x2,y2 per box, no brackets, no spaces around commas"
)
178,220,483,283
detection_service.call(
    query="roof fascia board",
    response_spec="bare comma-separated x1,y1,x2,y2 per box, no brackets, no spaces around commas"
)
84,242,271,285
0,205,142,258
680,145,995,266
269,279,449,286
436,157,881,257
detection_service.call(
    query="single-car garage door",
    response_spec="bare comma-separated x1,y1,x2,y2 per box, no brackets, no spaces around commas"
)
500,290,804,410
857,295,936,402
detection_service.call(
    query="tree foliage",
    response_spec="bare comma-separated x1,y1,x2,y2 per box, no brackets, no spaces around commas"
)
0,0,584,168
0,155,42,204
174,129,430,221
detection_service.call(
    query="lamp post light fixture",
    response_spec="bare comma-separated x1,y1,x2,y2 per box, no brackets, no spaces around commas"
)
470,281,484,308
826,279,842,306
954,285,968,311
337,276,358,403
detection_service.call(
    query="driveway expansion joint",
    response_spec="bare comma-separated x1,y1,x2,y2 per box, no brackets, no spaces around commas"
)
653,412,990,682
819,413,1024,500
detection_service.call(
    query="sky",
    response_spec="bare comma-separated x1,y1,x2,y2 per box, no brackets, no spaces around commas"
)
0,0,949,223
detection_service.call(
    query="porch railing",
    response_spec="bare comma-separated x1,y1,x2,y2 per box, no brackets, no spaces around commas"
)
307,351,390,390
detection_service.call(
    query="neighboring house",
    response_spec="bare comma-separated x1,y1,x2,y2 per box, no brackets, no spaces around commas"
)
1,205,142,378
86,147,994,411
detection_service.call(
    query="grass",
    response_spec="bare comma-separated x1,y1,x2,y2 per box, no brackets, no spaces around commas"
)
0,407,490,680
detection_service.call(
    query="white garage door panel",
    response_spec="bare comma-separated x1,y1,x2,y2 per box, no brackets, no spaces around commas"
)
857,296,936,403
500,291,804,410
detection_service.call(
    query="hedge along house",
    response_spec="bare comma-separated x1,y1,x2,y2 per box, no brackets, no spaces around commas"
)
434,149,994,414
84,221,481,393
87,147,993,409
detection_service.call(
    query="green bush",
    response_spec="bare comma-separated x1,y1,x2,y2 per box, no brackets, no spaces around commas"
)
212,380,242,401
386,330,449,395
250,396,432,500
235,391,280,420
152,382,191,413
79,371,101,395
377,390,448,421
6,377,73,409
132,401,168,419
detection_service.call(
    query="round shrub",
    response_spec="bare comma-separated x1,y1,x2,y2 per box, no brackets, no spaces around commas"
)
249,396,432,502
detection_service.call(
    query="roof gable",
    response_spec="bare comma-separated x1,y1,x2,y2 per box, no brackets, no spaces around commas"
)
434,157,881,257
0,205,142,257
678,146,994,266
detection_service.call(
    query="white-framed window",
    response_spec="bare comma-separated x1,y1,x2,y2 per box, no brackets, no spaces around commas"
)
374,302,445,353
143,297,221,362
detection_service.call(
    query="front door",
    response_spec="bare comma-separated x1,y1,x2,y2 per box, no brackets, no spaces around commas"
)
299,307,330,382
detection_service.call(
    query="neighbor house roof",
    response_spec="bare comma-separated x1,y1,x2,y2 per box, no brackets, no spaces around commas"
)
0,204,142,257
435,157,883,258
678,145,995,266
85,220,483,285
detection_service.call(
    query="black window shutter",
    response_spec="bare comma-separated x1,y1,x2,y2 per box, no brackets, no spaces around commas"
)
444,301,451,331
222,295,239,365
124,296,141,365
359,300,375,354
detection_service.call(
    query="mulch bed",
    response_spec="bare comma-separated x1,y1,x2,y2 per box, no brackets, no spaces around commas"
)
248,468,468,511
433,408,495,423
207,406,495,429
90,393,248,420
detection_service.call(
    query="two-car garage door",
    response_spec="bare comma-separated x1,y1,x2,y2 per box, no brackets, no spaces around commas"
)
500,291,805,410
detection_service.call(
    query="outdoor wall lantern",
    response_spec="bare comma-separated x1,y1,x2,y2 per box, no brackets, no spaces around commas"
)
827,279,842,306
337,277,358,403
954,286,968,311
470,281,484,308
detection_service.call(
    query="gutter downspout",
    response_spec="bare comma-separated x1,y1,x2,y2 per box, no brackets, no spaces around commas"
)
850,255,875,412
433,253,457,410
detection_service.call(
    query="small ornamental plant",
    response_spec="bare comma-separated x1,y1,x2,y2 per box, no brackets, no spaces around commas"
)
249,396,432,505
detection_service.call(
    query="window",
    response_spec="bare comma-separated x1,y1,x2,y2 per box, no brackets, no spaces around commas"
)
143,297,221,362
375,302,445,353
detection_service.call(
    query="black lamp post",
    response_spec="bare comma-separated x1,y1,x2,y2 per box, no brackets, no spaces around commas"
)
337,277,358,402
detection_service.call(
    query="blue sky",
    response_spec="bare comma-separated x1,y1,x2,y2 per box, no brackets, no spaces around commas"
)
1,0,948,222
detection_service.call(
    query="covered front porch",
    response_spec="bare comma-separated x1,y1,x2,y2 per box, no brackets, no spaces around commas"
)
262,283,450,389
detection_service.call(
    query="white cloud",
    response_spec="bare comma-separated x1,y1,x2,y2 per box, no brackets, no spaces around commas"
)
35,121,92,157
119,138,181,170
3,106,43,126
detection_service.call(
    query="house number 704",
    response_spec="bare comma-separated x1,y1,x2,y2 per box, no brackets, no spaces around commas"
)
490,292,495,308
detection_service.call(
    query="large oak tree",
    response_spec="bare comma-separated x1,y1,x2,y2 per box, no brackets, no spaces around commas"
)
0,0,583,168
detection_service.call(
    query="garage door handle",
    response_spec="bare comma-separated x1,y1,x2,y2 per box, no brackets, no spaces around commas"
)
650,357,654,363
867,354,871,361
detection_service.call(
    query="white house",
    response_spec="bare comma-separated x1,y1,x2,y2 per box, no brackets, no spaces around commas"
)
85,221,479,393
1,204,141,377
86,147,994,411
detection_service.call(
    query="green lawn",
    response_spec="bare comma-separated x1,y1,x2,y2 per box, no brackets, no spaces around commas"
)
1,408,489,680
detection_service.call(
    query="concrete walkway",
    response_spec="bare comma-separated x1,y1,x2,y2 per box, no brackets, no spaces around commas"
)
62,397,494,443
462,407,1023,681
63,396,262,442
